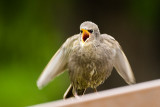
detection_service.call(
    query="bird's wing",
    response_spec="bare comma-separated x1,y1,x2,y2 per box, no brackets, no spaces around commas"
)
102,34,135,84
37,34,79,89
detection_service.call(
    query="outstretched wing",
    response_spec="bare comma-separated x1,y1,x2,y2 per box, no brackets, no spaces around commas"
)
102,34,135,84
37,34,79,89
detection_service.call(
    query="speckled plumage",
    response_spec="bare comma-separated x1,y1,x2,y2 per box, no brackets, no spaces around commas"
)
37,21,135,99
68,35,113,89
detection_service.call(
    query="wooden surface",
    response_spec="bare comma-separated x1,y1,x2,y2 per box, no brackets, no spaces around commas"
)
30,79,160,107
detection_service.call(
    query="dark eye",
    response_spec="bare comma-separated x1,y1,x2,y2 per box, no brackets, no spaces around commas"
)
80,30,83,33
88,30,93,33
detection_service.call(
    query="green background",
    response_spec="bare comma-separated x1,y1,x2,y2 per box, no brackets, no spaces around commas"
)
0,0,160,106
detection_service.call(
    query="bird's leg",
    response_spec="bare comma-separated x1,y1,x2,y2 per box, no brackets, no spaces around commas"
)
93,88,99,95
63,84,73,99
72,86,80,98
94,88,97,92
74,92,80,98
83,89,86,95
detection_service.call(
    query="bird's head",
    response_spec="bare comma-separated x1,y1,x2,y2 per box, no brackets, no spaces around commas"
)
80,21,100,46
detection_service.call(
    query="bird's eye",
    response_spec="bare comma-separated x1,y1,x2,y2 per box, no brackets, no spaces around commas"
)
80,30,83,33
88,30,93,33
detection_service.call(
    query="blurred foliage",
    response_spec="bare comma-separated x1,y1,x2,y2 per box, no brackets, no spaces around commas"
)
0,0,71,106
0,0,160,106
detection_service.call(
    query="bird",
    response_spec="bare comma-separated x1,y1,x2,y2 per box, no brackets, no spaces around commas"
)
37,21,136,99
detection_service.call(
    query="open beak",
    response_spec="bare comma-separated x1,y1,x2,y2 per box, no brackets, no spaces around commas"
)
81,29,90,43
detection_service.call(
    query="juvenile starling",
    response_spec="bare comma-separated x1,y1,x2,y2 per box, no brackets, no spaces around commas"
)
37,21,135,99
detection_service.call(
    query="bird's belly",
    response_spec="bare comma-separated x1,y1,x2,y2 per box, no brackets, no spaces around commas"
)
68,48,113,89
68,44,114,89
68,62,112,89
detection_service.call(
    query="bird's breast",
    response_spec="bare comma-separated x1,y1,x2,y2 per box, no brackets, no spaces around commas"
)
68,43,113,89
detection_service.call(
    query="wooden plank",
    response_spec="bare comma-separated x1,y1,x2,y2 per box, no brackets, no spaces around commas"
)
30,79,160,107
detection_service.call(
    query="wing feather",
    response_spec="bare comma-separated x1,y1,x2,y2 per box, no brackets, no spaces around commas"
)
102,34,135,84
37,34,79,89
114,47,136,84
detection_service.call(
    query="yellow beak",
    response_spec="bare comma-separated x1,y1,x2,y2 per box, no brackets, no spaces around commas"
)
81,29,90,43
